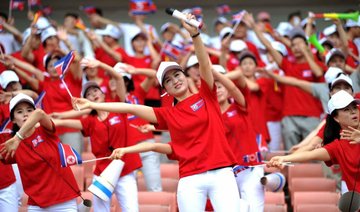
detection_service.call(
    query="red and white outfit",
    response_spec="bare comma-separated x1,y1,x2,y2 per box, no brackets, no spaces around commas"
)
126,86,162,191
81,113,142,212
222,102,265,212
0,123,80,210
0,157,18,212
153,79,241,212
324,138,360,193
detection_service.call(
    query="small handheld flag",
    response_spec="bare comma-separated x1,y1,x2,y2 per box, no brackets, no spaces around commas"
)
80,6,97,15
58,142,82,167
216,4,231,16
10,0,25,11
34,91,46,109
28,0,41,7
54,51,75,80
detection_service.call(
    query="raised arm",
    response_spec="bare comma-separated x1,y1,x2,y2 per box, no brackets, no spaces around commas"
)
300,42,324,77
110,142,172,160
182,14,213,89
74,98,157,123
213,68,246,107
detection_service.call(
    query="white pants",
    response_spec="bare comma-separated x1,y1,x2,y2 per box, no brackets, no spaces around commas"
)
235,166,265,212
27,198,77,212
0,182,18,212
93,172,138,212
12,164,24,206
341,180,349,195
177,167,242,212
138,139,162,192
267,121,283,151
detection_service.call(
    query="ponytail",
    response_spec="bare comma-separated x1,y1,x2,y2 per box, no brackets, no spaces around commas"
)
323,112,341,146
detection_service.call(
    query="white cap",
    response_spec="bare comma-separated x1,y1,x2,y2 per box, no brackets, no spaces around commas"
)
345,17,360,28
186,55,199,69
325,48,345,65
212,65,226,74
276,22,293,37
324,67,344,84
331,74,353,89
129,28,147,42
327,90,359,114
323,24,337,36
35,17,51,31
214,16,228,25
41,27,57,43
113,62,131,79
156,61,183,87
82,81,101,97
95,24,122,40
229,39,247,52
0,70,20,89
319,37,334,47
271,41,288,56
160,22,171,33
22,28,32,45
9,93,35,113
300,18,316,28
219,27,233,40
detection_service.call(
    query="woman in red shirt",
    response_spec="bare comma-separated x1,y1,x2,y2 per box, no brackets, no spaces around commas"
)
1,93,80,211
74,14,241,212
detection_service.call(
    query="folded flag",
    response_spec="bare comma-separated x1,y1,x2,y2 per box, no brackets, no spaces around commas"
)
58,142,82,167
54,51,75,80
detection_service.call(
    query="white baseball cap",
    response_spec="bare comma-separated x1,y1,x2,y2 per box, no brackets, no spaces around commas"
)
9,93,35,113
95,24,122,40
271,41,288,56
156,61,183,87
129,28,147,42
41,27,57,43
212,65,226,74
35,17,51,31
324,67,344,84
276,22,293,37
219,27,233,40
323,24,337,37
0,70,20,89
330,74,353,89
82,81,101,98
345,17,360,28
300,18,316,28
325,48,345,65
229,39,247,52
160,22,171,33
113,62,132,79
186,55,199,70
327,90,359,114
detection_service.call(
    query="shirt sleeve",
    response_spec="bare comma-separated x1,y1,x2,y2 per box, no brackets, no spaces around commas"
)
153,107,169,130
166,142,179,160
199,79,217,101
323,140,339,166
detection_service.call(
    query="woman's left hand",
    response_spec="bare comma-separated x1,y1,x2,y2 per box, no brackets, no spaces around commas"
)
340,126,360,144
181,14,199,37
0,136,21,159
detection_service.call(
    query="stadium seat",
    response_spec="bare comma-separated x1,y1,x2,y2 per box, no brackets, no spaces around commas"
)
265,191,286,205
288,163,324,188
137,191,177,212
139,204,171,212
160,163,179,180
295,204,340,212
290,178,336,202
264,204,287,212
81,152,96,179
137,177,178,192
293,191,340,212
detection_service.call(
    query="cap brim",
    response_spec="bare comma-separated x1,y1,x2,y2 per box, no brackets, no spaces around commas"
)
159,65,183,87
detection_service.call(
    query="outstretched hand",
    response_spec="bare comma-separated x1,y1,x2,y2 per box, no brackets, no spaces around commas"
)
340,126,360,144
266,156,286,169
181,13,199,37
80,57,100,69
0,136,21,159
72,97,91,111
110,148,126,160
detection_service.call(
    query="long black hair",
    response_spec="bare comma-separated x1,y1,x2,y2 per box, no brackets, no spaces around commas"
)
323,110,341,146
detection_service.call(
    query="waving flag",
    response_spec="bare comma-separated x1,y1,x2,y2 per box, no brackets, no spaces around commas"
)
58,142,82,167
163,41,184,60
216,4,231,16
232,10,246,24
28,0,41,6
80,5,97,15
11,0,25,11
75,19,87,31
32,11,42,25
0,118,11,133
54,51,75,80
34,91,46,109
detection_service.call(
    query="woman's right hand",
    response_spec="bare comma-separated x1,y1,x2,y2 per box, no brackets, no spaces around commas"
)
72,98,91,111
110,148,126,160
266,156,286,169
0,136,21,159
181,14,199,37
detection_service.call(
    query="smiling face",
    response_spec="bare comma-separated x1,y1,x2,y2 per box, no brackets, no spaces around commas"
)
12,102,35,128
131,35,147,53
215,81,229,104
163,69,189,98
334,102,359,129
